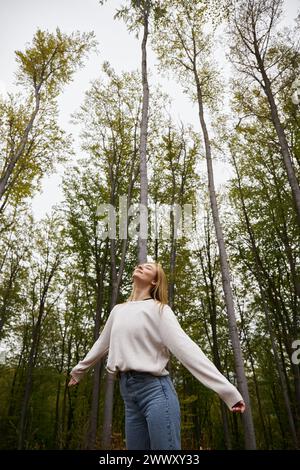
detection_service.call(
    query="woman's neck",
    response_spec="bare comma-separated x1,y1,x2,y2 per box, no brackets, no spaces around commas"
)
132,288,152,301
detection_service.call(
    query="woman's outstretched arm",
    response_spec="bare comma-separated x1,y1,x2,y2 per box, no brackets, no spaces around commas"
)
159,305,245,411
68,306,116,385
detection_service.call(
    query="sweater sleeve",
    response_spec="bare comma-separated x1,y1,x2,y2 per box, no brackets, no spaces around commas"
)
159,305,244,410
70,307,116,383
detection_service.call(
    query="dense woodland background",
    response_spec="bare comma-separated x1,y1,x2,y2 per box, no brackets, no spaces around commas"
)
0,0,300,450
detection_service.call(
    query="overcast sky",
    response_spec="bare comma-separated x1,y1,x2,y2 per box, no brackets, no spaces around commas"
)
0,0,299,220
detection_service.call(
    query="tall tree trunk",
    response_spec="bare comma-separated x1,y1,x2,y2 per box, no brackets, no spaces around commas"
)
7,328,29,420
237,298,270,448
85,243,109,449
0,261,21,338
198,217,232,449
100,370,115,449
166,205,176,378
18,251,60,449
194,71,256,449
62,335,73,449
52,379,61,448
100,156,140,449
17,314,42,449
138,2,150,264
247,335,269,448
101,4,151,448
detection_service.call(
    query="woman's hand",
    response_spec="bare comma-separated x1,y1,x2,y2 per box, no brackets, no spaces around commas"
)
68,376,78,387
231,400,246,413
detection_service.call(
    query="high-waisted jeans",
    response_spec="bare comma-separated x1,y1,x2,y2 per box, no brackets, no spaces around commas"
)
118,370,181,450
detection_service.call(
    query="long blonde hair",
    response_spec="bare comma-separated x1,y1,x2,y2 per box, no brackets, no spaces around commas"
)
126,262,168,314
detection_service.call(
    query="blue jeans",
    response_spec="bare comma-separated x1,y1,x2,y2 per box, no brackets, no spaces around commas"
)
119,370,181,450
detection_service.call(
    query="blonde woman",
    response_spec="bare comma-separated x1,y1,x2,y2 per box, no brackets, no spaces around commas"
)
68,262,245,450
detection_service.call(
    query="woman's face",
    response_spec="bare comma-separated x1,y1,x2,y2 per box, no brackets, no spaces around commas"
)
132,263,157,287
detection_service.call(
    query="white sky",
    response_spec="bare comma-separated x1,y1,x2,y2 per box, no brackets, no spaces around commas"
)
0,0,299,220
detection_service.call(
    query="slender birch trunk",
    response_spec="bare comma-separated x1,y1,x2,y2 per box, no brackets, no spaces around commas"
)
138,1,150,264
194,72,256,449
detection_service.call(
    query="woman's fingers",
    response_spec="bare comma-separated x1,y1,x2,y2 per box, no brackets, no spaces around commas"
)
68,376,78,387
231,400,246,413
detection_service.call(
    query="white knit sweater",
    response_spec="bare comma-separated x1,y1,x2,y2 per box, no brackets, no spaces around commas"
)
70,299,243,410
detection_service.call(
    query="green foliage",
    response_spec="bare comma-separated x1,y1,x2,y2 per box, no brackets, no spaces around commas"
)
0,27,96,216
151,0,225,113
0,93,72,208
15,28,97,98
105,0,168,37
